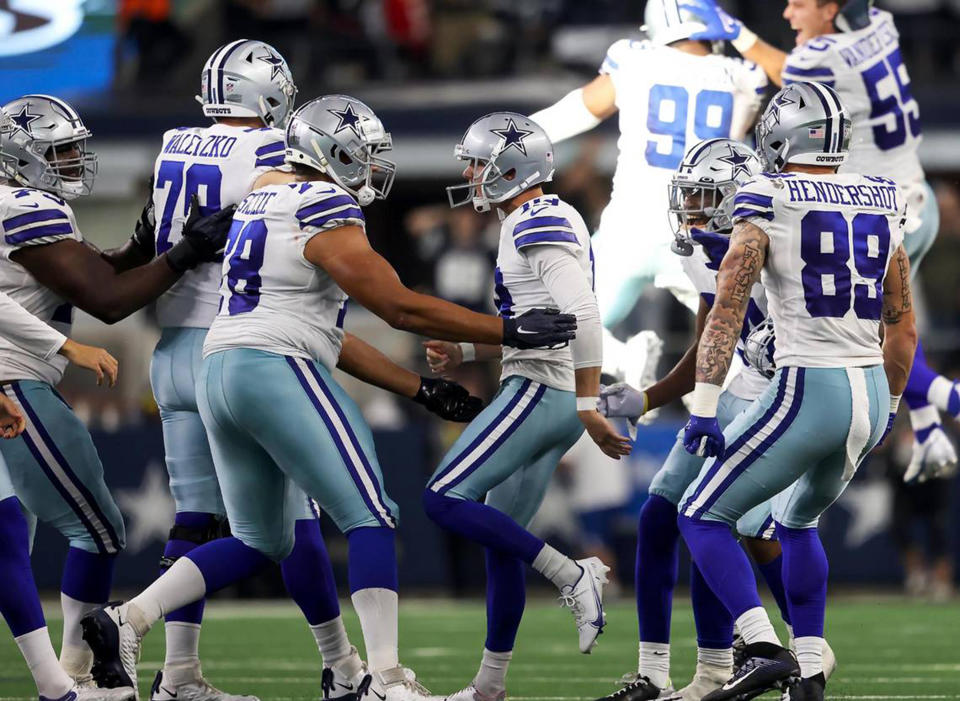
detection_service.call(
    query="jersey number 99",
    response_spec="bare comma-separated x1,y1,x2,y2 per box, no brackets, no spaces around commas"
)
646,86,733,169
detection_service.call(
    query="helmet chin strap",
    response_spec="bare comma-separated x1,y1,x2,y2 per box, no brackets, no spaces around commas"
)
356,185,375,206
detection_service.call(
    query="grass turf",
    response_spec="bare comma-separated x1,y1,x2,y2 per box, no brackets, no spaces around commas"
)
2,598,959,700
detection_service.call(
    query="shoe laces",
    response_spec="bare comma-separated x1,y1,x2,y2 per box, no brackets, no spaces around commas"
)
557,586,586,621
608,675,655,699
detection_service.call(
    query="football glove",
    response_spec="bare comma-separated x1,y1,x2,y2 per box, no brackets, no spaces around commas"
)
904,424,959,483
130,177,156,260
502,308,577,349
687,0,744,42
599,382,648,439
414,377,484,422
166,194,237,273
683,415,725,458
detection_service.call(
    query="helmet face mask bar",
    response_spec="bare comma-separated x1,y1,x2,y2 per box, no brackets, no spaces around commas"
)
0,95,98,200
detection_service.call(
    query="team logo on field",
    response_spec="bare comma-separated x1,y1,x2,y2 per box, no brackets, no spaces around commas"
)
0,0,83,57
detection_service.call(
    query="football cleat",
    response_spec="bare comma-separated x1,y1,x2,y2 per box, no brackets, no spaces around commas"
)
81,603,143,700
361,666,431,701
670,662,731,700
44,683,136,701
558,557,610,653
781,673,824,701
321,647,366,700
702,642,799,701
441,684,504,701
593,674,672,701
150,668,259,701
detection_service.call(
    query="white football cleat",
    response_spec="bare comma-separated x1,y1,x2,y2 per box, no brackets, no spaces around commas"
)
362,666,432,701
321,647,366,700
149,667,259,701
905,425,958,483
442,684,504,701
671,662,730,700
55,680,135,701
81,603,144,701
558,557,610,653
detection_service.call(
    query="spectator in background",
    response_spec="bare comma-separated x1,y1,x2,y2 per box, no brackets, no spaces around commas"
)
118,0,191,83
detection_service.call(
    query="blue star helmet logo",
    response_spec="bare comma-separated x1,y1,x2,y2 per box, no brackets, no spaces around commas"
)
328,103,364,139
10,104,42,135
258,51,286,81
718,145,753,180
490,117,533,156
770,91,797,125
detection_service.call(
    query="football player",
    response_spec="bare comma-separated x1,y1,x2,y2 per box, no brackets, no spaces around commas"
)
530,0,767,321
678,82,916,701
697,0,957,484
420,112,630,701
0,95,231,696
81,96,575,701
592,138,823,701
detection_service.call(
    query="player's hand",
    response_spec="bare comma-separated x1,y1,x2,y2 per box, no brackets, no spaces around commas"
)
414,377,484,422
59,339,119,387
423,340,463,376
599,383,649,419
130,176,156,260
0,394,25,439
904,425,959,483
166,194,237,273
683,415,725,458
579,409,632,460
502,308,577,350
876,411,896,449
686,0,743,42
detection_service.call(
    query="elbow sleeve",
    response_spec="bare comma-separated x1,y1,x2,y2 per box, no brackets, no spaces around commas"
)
530,88,602,144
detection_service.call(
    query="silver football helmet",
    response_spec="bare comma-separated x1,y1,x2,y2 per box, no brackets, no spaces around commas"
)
836,0,873,32
642,0,713,46
755,82,851,173
0,95,97,200
668,138,762,255
285,95,395,206
742,316,777,379
446,112,554,213
198,39,297,128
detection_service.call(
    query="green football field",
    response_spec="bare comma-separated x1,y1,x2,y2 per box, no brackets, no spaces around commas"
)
2,598,959,700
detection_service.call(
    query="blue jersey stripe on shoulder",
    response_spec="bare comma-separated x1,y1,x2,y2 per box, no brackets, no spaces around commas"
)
296,195,359,221
734,192,773,209
783,65,834,78
513,215,573,235
255,141,285,157
515,231,579,248
732,207,774,221
301,208,365,230
783,77,835,88
5,222,73,244
255,155,285,168
3,209,69,231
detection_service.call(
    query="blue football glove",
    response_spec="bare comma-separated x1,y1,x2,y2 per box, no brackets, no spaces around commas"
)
876,411,896,448
685,0,744,42
683,414,725,458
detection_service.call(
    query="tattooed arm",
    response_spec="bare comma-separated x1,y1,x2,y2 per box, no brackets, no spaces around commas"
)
880,244,918,395
695,221,769,387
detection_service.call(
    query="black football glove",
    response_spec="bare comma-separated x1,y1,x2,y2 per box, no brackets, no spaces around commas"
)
130,176,156,260
502,308,577,349
166,194,237,273
414,377,484,422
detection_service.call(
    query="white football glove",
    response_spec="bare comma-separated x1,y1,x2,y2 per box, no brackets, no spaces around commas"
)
904,425,959,483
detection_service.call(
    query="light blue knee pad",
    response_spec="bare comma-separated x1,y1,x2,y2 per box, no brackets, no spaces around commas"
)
428,376,583,527
904,180,938,275
0,381,125,555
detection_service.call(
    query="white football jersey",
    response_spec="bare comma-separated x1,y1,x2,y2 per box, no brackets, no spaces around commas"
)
732,172,905,368
152,123,286,328
203,180,357,371
598,39,767,247
497,195,594,391
679,232,770,400
0,184,80,385
782,11,924,200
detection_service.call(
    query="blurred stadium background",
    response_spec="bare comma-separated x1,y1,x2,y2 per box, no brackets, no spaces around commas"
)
2,0,960,605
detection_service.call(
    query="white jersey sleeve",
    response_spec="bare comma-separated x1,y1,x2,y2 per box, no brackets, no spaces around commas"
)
729,58,768,140
734,172,905,368
0,187,80,254
0,290,66,359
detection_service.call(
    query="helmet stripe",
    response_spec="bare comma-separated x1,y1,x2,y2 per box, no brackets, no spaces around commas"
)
205,43,230,103
215,39,248,108
805,82,837,153
664,0,682,26
687,137,725,164
26,94,79,123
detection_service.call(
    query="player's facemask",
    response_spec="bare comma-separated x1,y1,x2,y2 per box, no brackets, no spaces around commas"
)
45,139,98,198
667,178,737,254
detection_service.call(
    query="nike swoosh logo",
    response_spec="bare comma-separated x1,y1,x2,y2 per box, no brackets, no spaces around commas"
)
516,327,540,334
335,682,354,691
160,687,178,698
529,205,549,216
722,667,759,691
370,690,386,700
21,203,39,208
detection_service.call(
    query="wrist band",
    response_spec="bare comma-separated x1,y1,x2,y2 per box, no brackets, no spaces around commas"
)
576,396,599,412
690,382,722,418
889,394,902,415
732,26,758,54
459,343,476,363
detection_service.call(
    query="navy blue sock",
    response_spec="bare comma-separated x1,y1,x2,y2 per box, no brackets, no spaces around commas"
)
281,519,340,625
636,494,680,644
163,512,219,625
422,489,543,564
777,525,827,638
904,341,943,410
484,548,525,652
757,554,792,626
678,515,762,619
690,561,734,649
61,546,115,604
0,497,45,636
347,527,397,593
185,536,272,593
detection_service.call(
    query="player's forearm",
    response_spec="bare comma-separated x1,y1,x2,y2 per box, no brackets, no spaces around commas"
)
883,326,917,397
646,342,697,411
575,365,602,401
741,39,788,87
337,332,420,398
101,239,153,273
83,257,182,324
881,245,917,396
529,87,605,144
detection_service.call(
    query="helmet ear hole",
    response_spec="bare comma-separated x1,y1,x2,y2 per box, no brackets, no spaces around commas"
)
266,97,280,108
770,140,783,151
502,168,517,182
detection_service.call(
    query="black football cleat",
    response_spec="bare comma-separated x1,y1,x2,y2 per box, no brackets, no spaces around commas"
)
702,642,800,701
594,674,668,701
783,673,825,701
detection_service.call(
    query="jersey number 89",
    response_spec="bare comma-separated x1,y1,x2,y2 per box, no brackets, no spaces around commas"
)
646,85,733,169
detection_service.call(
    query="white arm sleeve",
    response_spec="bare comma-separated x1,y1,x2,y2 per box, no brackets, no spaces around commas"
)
0,292,66,359
529,88,602,144
524,245,602,369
